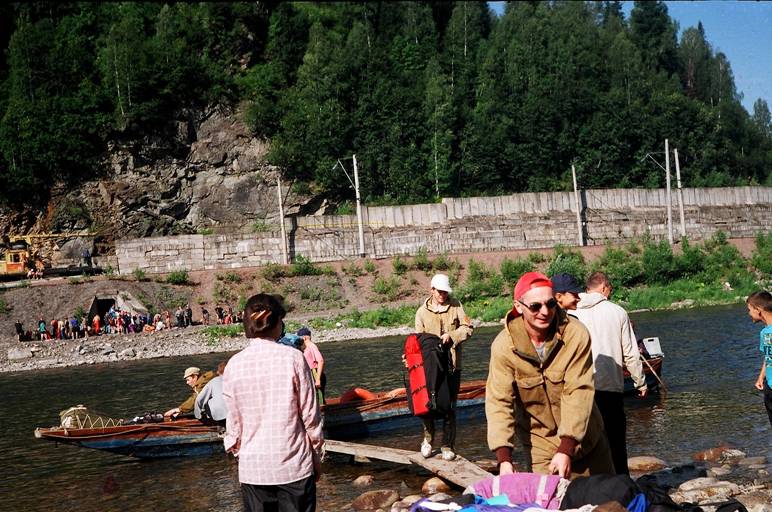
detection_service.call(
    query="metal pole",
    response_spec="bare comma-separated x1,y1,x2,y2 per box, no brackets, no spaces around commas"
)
277,177,288,265
665,139,673,245
571,164,584,246
353,154,366,258
674,148,686,238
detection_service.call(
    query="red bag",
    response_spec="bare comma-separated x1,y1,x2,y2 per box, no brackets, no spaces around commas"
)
404,333,430,416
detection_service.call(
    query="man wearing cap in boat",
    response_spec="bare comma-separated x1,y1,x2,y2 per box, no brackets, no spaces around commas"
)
414,273,474,461
486,272,613,478
164,366,216,419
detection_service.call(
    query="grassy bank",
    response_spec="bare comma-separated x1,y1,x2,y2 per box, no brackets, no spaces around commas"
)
201,231,770,341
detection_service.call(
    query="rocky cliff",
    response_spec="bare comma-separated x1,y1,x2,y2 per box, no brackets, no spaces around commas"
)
0,107,323,262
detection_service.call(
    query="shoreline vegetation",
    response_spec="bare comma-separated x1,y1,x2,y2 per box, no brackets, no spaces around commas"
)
1,231,770,374
204,230,771,342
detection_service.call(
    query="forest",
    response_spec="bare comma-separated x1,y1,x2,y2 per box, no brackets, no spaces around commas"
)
0,1,770,208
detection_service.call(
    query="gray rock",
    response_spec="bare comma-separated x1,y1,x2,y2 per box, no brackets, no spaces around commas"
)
628,455,667,472
707,466,732,477
8,348,34,361
720,449,747,462
351,490,400,511
119,348,136,358
421,477,452,495
678,477,719,491
672,479,740,503
353,475,375,487
739,456,767,466
101,348,115,356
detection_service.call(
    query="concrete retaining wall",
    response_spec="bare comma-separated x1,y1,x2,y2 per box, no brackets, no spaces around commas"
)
116,186,772,274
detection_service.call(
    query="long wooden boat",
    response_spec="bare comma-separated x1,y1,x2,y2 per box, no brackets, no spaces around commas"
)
34,355,663,459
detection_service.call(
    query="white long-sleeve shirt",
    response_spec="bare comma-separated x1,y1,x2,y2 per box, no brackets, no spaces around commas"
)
573,292,647,393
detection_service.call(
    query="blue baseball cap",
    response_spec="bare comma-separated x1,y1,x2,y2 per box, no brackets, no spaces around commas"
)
550,273,584,294
296,326,311,337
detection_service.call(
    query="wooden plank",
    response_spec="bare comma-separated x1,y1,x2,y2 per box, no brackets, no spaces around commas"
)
324,440,492,488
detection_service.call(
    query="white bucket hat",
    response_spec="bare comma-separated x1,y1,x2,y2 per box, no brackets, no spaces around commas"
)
430,274,452,293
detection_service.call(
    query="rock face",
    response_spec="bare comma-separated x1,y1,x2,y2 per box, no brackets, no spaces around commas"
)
5,107,318,242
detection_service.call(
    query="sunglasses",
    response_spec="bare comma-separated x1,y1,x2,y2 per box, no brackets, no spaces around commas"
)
518,298,558,313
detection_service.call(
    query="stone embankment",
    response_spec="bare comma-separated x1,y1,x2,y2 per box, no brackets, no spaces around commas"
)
0,324,416,373
345,449,771,512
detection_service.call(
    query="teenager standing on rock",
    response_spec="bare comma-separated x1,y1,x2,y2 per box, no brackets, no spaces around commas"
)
414,273,473,461
747,290,772,426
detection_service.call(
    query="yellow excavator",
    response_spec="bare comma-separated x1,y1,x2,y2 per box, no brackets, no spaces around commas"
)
0,232,98,279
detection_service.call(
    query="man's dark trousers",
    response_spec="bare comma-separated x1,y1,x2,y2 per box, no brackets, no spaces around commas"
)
241,474,315,512
594,390,628,474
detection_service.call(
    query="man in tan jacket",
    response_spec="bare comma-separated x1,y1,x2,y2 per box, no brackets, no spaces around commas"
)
486,272,613,478
164,366,216,419
415,273,473,461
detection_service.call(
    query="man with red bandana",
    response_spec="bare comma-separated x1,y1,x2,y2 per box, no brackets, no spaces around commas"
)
485,272,613,478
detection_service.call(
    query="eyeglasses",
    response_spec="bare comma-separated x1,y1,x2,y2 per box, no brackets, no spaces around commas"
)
518,298,558,313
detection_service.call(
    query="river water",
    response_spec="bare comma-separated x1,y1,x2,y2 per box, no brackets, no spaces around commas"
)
2,304,770,511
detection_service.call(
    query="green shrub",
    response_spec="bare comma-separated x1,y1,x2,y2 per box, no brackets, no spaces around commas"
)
751,231,772,277
261,263,287,281
203,324,245,345
456,260,504,302
132,268,147,282
500,258,533,288
700,231,746,283
213,281,236,304
372,276,404,301
363,260,376,274
197,227,214,235
291,255,322,276
73,305,87,320
157,287,188,310
431,252,452,271
166,270,191,285
392,255,408,275
641,239,677,285
103,264,115,276
674,237,705,279
592,243,643,288
252,220,271,232
0,294,10,315
412,247,432,272
528,252,546,264
545,245,586,281
335,201,355,215
68,276,82,285
342,261,365,277
217,271,242,283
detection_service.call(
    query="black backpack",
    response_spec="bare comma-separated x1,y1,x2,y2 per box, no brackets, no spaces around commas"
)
412,333,459,415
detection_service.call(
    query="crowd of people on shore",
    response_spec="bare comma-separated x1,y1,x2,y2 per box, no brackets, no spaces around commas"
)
13,303,244,342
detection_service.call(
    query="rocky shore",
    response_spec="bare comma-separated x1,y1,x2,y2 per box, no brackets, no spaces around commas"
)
0,323,419,373
343,449,771,512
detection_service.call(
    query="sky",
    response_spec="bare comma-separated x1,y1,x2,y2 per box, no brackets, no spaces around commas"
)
488,1,772,114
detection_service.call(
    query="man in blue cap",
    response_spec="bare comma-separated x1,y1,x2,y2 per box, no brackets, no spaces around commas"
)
550,273,584,314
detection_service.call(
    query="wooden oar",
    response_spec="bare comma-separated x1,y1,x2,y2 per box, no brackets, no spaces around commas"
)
640,355,667,395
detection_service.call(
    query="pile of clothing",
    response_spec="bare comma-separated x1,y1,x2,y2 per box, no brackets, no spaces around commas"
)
409,473,748,512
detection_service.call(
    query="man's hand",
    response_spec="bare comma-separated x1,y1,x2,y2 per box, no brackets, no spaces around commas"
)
498,461,516,475
548,452,571,478
756,377,765,391
440,333,452,345
163,407,180,419
637,385,649,399
401,353,408,369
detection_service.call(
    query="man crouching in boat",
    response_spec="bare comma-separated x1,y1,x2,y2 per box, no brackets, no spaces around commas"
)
486,272,613,478
163,366,215,419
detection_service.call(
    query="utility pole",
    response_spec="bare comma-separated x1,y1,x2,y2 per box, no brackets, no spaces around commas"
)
352,154,366,258
277,177,288,265
665,139,673,245
674,148,686,238
571,164,584,246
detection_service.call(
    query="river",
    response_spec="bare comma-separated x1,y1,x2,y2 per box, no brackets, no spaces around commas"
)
2,304,770,511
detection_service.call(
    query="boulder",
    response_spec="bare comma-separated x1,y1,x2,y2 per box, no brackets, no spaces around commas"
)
720,449,748,463
119,348,136,358
671,478,740,503
628,456,667,472
353,475,375,487
351,490,399,511
421,477,452,495
8,348,34,361
693,444,735,462
707,466,732,477
739,456,767,466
